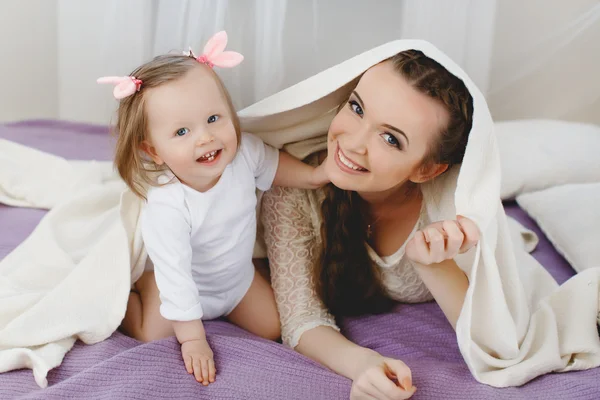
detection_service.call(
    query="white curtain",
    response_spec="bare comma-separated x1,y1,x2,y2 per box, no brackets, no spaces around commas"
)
57,0,152,125
487,0,600,124
54,0,599,126
144,0,497,109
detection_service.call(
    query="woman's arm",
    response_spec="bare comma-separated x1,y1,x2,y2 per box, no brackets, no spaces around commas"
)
414,259,468,329
261,185,365,372
260,185,339,347
261,186,415,399
406,217,479,328
296,325,378,379
298,327,415,398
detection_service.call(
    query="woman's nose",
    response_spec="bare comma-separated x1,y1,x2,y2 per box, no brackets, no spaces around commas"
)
343,125,369,155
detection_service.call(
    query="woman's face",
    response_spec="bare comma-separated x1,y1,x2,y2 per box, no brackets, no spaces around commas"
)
325,61,450,195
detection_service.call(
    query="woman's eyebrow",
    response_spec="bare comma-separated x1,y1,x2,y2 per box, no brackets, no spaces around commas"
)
352,91,366,111
354,90,409,146
382,123,409,146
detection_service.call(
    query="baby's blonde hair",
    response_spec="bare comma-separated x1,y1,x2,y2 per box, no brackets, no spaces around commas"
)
112,54,241,199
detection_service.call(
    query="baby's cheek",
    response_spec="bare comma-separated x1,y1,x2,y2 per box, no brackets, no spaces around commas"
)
221,122,238,140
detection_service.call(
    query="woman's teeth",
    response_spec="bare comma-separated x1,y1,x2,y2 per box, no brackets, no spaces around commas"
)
338,150,366,171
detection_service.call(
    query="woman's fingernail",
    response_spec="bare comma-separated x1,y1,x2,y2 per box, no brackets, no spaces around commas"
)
402,377,411,389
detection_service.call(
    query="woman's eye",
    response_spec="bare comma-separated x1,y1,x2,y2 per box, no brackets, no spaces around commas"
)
381,133,401,148
348,100,363,116
207,115,219,123
175,127,190,137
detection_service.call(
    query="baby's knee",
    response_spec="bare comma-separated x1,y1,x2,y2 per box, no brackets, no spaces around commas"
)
137,326,172,343
257,318,281,341
134,270,156,292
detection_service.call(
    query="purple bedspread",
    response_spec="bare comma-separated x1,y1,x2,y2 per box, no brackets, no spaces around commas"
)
1,120,598,399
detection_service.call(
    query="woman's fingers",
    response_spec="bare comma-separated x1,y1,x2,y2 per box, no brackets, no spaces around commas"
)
425,227,445,263
408,217,481,266
457,216,480,253
383,360,416,399
442,220,464,258
366,369,402,399
406,230,429,264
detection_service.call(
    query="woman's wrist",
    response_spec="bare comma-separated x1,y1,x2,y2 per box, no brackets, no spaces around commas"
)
295,325,381,381
347,347,381,380
413,258,454,274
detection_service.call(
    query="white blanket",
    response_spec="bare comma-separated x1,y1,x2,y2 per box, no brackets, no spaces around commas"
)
1,40,599,388
0,140,146,387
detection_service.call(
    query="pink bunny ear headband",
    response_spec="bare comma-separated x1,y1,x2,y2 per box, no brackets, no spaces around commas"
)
97,31,243,100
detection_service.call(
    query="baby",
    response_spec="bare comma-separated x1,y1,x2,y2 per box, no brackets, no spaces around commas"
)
98,31,328,385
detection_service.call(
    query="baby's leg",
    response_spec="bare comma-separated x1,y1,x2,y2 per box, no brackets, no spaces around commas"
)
226,262,281,341
120,270,174,342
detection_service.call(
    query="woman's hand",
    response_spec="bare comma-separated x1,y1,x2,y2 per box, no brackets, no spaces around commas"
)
350,353,416,400
405,216,479,266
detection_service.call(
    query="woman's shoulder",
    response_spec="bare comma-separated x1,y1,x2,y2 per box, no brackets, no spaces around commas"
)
260,152,327,233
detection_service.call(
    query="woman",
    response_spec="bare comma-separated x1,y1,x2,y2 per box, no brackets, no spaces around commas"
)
260,49,478,400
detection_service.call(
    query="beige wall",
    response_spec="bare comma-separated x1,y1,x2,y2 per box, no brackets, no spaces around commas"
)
0,0,58,122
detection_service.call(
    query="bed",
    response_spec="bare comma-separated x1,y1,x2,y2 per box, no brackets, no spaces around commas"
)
1,120,598,399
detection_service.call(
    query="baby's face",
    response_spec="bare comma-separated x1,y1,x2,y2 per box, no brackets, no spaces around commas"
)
143,65,238,192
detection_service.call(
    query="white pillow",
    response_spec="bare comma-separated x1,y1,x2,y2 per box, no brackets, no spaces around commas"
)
516,183,600,273
495,119,600,199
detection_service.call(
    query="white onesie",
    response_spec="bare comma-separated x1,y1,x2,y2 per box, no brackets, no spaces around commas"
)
141,132,279,321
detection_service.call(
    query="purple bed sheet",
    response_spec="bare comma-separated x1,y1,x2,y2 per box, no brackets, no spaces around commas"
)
0,120,598,399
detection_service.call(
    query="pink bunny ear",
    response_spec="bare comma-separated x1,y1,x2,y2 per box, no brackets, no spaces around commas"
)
195,31,243,69
97,76,129,85
202,31,228,59
112,80,137,99
97,76,142,99
211,51,244,68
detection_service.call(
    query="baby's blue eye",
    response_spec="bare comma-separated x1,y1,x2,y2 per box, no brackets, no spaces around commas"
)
207,115,219,123
176,127,190,136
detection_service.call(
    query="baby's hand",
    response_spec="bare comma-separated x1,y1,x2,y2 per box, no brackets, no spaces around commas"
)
406,216,479,266
181,338,216,385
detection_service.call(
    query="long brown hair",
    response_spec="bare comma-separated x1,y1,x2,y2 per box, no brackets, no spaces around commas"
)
111,54,241,199
314,50,474,316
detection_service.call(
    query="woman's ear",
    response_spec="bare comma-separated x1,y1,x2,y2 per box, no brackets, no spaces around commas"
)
409,163,448,184
140,140,164,165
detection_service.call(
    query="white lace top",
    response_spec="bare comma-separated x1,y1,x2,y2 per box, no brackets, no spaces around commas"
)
261,185,433,348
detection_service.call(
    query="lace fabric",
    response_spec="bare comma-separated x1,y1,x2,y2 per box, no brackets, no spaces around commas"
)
261,185,432,348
